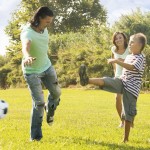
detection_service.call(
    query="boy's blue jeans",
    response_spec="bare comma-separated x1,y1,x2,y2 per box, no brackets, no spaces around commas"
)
24,66,61,140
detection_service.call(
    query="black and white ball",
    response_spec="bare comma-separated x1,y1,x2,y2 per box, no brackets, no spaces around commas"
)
0,100,8,119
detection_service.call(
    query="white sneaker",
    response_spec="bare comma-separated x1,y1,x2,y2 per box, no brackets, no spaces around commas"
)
44,105,54,126
47,116,54,126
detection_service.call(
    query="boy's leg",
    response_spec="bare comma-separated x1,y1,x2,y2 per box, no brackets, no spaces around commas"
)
79,64,123,93
124,120,131,143
89,78,105,87
131,118,134,128
41,66,61,125
122,89,137,142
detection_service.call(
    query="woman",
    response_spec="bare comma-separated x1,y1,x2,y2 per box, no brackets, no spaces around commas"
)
111,32,129,127
21,7,61,141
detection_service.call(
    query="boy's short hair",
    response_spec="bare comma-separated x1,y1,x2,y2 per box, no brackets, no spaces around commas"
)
133,33,147,51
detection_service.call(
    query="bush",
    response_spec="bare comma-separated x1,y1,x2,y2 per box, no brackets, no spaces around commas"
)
49,25,113,87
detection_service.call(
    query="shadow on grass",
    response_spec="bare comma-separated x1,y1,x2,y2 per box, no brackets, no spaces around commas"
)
53,136,150,150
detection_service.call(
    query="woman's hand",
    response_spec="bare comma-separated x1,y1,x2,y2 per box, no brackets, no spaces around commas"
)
23,56,36,66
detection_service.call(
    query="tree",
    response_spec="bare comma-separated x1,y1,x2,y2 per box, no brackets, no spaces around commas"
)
49,25,113,87
0,56,11,89
3,0,107,88
46,0,107,33
112,8,150,44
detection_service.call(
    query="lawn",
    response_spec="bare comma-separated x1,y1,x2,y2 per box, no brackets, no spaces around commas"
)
0,88,150,150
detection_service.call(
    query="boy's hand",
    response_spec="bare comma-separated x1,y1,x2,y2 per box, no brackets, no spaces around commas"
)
23,56,36,66
107,58,117,64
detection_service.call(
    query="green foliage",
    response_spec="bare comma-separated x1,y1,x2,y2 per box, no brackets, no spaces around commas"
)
43,0,107,33
0,89,150,149
0,55,8,67
49,25,113,87
112,8,150,44
0,56,11,89
143,45,150,82
1,2,150,90
2,0,107,88
0,66,11,89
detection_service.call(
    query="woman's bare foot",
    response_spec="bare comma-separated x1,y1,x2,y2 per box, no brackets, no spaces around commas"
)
118,120,124,128
119,123,124,128
122,138,129,143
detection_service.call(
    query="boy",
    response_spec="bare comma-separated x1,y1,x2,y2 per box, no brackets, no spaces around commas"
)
79,33,147,142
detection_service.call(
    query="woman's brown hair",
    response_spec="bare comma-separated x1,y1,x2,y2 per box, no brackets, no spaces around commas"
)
112,32,128,50
30,6,54,27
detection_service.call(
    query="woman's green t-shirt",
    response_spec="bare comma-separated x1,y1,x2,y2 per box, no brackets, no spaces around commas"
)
21,24,51,74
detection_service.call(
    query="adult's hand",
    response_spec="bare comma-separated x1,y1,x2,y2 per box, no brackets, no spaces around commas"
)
23,56,36,66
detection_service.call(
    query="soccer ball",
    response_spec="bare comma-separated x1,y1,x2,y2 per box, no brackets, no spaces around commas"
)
0,100,8,119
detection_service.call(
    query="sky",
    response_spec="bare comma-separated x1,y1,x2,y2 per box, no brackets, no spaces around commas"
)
0,0,150,55
0,0,21,55
101,0,150,25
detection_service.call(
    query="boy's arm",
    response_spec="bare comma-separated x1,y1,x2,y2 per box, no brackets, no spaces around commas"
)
108,59,135,71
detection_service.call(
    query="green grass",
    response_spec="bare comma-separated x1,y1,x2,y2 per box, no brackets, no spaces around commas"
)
0,88,150,150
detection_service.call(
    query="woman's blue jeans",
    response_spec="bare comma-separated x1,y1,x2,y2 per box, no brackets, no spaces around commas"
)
24,66,61,140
